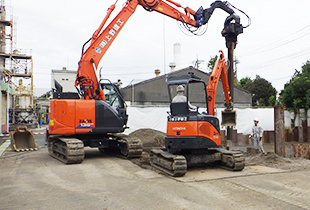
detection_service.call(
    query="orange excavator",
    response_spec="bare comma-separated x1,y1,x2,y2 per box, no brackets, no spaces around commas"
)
150,51,245,176
47,0,247,164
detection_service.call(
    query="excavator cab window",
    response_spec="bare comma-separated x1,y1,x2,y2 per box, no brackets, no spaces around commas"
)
188,82,206,109
167,73,209,115
100,83,124,110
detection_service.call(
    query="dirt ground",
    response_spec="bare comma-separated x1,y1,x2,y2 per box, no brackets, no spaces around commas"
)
128,128,310,172
2,129,310,209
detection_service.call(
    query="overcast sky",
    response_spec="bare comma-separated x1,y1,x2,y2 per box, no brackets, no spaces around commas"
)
7,0,310,96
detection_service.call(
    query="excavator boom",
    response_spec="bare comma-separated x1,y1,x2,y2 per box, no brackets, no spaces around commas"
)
207,50,232,116
76,0,243,100
207,50,236,127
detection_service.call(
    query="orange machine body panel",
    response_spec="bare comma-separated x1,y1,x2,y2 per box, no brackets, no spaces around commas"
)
49,99,95,135
167,121,221,146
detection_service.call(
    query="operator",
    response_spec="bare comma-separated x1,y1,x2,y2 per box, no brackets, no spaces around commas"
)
172,85,197,111
250,117,266,155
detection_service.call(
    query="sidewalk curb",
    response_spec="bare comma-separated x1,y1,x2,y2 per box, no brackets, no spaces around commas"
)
0,140,10,157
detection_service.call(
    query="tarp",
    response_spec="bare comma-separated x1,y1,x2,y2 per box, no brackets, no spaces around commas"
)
125,107,293,135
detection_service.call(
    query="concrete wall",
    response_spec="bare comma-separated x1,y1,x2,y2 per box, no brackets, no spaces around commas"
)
121,67,252,108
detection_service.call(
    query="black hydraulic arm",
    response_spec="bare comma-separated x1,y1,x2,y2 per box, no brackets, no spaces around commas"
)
195,1,234,27
195,0,246,48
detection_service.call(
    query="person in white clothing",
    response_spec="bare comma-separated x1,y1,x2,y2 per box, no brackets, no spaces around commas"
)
250,117,266,155
172,85,197,111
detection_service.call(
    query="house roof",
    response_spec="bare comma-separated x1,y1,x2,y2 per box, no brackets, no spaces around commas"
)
122,66,251,94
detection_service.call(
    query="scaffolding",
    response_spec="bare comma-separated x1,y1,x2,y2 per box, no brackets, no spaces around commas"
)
0,1,36,133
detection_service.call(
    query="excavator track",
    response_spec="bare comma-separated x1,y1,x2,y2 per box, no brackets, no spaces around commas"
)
210,148,245,171
104,136,143,159
150,147,244,177
48,137,84,164
119,136,143,158
150,148,187,177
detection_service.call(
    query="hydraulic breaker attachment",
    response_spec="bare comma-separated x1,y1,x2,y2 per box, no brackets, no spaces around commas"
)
221,109,236,127
10,127,39,152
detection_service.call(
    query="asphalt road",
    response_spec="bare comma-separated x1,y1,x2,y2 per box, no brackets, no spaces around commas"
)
1,133,310,210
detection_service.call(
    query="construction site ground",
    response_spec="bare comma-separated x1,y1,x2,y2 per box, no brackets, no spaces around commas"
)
1,128,310,209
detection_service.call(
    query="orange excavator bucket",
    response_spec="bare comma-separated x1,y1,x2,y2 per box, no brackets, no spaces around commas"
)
221,109,236,127
10,127,39,152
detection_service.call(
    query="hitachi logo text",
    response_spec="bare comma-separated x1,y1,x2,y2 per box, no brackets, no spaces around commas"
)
172,127,186,130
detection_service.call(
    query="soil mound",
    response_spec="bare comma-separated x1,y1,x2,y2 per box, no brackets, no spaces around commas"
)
128,128,165,149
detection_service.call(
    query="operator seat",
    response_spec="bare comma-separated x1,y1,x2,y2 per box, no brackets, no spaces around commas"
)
170,102,189,116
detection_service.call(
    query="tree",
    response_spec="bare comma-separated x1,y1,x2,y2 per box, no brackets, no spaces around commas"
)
268,95,277,107
238,76,252,88
242,75,277,106
207,55,218,74
280,60,310,126
207,55,238,84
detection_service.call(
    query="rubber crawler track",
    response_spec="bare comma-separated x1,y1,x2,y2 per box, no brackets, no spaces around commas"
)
48,137,84,164
150,148,245,177
150,148,187,177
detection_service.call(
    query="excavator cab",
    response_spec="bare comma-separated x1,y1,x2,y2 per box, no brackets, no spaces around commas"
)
165,73,221,153
100,79,126,110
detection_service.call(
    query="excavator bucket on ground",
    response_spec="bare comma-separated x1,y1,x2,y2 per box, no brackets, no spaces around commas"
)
221,109,236,127
10,127,39,152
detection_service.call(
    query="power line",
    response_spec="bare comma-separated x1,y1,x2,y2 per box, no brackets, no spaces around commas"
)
239,46,310,71
239,24,310,57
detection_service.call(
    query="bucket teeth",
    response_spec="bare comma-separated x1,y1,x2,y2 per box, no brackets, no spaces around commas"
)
10,128,39,152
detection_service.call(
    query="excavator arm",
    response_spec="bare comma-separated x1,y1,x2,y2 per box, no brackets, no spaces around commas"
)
207,50,232,116
75,0,243,100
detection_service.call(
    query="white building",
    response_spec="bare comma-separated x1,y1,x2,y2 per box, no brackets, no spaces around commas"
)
51,67,77,92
